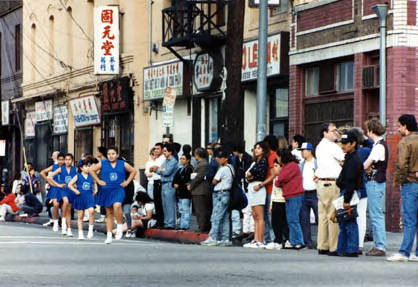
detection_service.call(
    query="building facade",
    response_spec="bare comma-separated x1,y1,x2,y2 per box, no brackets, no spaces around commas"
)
289,0,418,230
18,0,150,174
0,0,23,181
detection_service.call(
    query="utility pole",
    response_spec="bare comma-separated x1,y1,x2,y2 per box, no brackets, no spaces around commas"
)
256,0,268,142
221,0,245,145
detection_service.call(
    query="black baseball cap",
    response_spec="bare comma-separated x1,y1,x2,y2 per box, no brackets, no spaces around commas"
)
340,131,357,144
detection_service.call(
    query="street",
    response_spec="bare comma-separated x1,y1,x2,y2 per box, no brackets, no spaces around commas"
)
0,223,416,287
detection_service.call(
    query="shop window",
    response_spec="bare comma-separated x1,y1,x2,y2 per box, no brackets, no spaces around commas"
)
35,122,52,171
305,67,319,97
337,61,354,91
74,128,93,162
53,134,67,155
271,0,288,16
270,88,289,139
205,97,220,144
318,62,335,94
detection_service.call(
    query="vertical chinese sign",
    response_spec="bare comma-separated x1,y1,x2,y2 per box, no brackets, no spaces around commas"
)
162,87,177,128
94,6,119,75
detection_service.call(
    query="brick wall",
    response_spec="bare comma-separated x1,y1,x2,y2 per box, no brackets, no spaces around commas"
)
353,53,365,127
289,65,304,136
363,0,392,16
297,0,353,32
385,46,418,231
407,0,416,25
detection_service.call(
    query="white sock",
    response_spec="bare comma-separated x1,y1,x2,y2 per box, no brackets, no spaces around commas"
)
78,230,84,236
67,227,71,233
89,225,94,232
117,224,123,233
107,232,112,238
62,219,67,230
53,220,58,225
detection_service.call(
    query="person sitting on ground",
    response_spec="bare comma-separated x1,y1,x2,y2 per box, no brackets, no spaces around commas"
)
0,183,20,221
17,184,43,217
126,192,156,237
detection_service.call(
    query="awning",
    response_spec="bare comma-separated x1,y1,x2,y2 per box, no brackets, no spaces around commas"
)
11,89,63,103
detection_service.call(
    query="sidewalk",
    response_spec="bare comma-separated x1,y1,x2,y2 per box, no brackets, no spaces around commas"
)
5,212,406,250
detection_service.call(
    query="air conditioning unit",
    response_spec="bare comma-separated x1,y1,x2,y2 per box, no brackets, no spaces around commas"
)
362,65,379,89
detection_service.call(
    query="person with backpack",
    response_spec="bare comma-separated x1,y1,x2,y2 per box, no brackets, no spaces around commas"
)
243,142,268,249
299,142,318,249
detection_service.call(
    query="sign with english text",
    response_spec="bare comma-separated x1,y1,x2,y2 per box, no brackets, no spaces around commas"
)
94,6,119,74
69,96,100,127
241,34,281,82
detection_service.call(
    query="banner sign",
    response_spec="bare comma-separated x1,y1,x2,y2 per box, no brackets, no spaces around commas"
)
94,6,119,74
241,33,281,82
100,77,132,113
53,105,68,134
1,101,9,125
25,111,36,137
251,0,280,5
144,61,183,100
35,100,53,122
162,87,177,128
194,53,214,91
69,96,100,127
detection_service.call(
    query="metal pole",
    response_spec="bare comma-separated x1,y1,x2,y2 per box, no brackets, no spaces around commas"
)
256,0,268,142
372,4,388,126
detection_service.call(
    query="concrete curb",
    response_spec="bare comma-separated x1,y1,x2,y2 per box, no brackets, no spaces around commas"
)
6,215,208,244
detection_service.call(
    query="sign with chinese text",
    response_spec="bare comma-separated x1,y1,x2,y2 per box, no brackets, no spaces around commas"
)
24,111,36,137
100,77,132,113
241,34,281,82
69,96,100,127
35,100,53,122
1,101,9,125
144,61,183,100
94,6,119,74
162,87,177,128
194,54,214,91
251,0,280,5
53,105,68,134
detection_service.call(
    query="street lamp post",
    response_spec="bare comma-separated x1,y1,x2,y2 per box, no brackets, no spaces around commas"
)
372,4,388,126
256,0,268,142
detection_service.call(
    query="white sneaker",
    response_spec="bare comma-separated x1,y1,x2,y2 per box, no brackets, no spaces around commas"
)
284,240,293,249
218,240,232,247
105,233,113,244
96,216,106,223
61,227,67,235
409,254,418,262
66,229,73,237
245,241,265,249
387,253,409,262
266,242,282,250
87,230,94,240
243,241,256,248
19,213,28,218
0,217,5,222
52,222,59,232
42,219,53,226
200,237,218,246
115,231,123,240
78,234,85,240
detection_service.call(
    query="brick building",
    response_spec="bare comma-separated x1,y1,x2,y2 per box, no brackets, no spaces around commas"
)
289,0,418,231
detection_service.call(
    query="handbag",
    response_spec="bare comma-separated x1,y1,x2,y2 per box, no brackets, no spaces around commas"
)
226,165,248,211
335,206,358,223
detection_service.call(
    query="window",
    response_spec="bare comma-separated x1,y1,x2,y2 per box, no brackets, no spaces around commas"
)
305,67,319,97
270,88,289,139
15,25,21,71
271,0,288,16
337,61,354,91
208,97,219,144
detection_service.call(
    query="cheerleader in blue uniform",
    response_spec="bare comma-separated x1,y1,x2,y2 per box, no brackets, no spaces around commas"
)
49,153,77,237
68,159,97,240
40,153,65,232
89,147,137,244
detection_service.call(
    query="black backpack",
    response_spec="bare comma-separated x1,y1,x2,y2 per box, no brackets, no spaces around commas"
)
226,165,248,211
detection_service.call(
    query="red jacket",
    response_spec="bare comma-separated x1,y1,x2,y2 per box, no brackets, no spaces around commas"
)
0,193,19,212
275,161,304,200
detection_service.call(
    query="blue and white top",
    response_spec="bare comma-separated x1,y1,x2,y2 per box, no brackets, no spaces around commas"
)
59,166,77,186
101,159,125,190
76,173,94,194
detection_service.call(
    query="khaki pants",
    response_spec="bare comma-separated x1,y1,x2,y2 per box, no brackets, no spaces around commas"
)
317,180,340,252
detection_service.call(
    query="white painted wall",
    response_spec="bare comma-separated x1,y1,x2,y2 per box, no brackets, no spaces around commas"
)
244,89,257,154
148,98,192,148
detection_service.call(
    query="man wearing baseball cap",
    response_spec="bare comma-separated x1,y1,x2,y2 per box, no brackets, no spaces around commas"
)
299,142,318,249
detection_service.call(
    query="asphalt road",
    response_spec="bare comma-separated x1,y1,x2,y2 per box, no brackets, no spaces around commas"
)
0,222,416,287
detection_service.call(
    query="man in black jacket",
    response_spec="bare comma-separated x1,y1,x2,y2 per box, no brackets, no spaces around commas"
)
18,185,43,217
336,131,363,257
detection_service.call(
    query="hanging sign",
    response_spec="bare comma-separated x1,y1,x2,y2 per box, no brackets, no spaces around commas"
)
24,111,36,137
144,61,183,100
53,105,68,134
94,6,119,74
100,77,132,113
69,96,100,127
1,101,9,125
241,33,281,82
35,100,53,122
193,50,223,92
162,87,177,128
0,140,5,156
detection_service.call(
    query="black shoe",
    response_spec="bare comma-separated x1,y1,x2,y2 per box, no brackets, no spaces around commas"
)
164,227,175,230
318,249,329,255
327,251,339,256
344,253,359,257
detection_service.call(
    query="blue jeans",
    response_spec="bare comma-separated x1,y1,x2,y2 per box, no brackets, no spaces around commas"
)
177,198,191,229
300,190,318,248
231,210,241,236
264,192,273,243
337,218,359,254
399,182,418,257
162,182,176,228
366,181,386,251
209,191,231,241
285,195,305,246
147,182,154,200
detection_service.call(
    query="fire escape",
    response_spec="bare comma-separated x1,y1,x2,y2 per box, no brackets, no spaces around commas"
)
162,0,227,61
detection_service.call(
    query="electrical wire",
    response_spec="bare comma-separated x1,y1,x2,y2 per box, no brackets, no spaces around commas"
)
58,0,93,43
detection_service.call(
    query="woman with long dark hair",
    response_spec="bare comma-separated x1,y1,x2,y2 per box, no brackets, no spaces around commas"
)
275,148,305,249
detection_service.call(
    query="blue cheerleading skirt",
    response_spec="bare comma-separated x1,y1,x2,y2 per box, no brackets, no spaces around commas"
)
46,187,59,200
61,188,76,204
96,186,125,208
72,191,96,210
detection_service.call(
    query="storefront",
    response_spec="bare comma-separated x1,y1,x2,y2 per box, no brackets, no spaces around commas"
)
69,95,101,162
32,100,54,170
99,77,134,163
52,105,68,154
242,32,290,150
